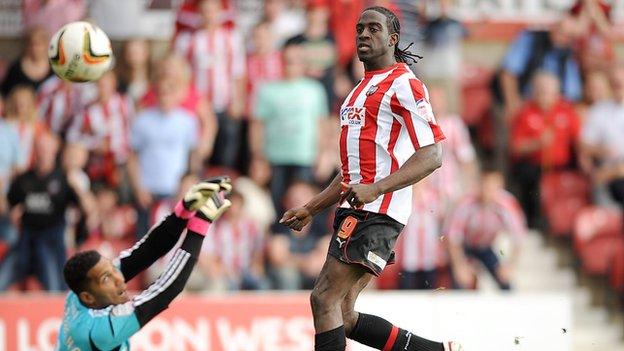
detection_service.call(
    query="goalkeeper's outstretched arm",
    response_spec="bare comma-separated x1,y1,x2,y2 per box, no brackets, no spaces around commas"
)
89,195,231,350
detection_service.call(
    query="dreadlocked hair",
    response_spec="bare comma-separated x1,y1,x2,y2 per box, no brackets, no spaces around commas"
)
365,6,423,65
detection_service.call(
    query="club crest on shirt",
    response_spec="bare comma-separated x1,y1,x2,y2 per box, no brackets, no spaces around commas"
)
366,84,379,96
340,106,366,127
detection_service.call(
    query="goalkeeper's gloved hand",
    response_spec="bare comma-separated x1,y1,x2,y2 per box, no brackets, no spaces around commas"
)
182,176,232,212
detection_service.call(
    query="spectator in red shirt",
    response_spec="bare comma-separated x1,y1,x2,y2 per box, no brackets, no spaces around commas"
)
570,0,615,73
173,0,234,37
510,71,581,227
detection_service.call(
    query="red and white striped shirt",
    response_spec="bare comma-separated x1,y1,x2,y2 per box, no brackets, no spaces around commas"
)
203,217,264,273
339,63,445,224
67,93,134,164
37,76,96,135
174,28,246,113
398,184,445,272
246,51,283,116
445,190,527,248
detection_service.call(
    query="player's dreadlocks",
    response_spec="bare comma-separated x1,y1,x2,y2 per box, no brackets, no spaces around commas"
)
366,6,422,65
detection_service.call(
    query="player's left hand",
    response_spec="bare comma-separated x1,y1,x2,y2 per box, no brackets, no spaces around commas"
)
340,182,381,209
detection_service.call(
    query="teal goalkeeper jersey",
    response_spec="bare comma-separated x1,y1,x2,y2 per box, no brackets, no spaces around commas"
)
57,292,140,351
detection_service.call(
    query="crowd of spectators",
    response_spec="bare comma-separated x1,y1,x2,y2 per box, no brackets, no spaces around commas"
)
0,0,620,294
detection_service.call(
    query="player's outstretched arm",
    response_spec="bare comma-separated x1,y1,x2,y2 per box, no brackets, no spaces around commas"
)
116,177,231,282
89,192,231,350
280,172,343,231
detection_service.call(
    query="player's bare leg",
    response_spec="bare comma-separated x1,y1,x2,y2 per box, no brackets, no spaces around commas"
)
310,256,367,351
340,271,463,351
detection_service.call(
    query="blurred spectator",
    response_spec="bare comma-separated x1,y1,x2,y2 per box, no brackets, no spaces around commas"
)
174,0,235,36
174,0,246,169
251,43,328,223
286,3,337,108
89,185,136,241
199,190,268,291
61,142,96,247
246,20,283,118
37,76,96,138
577,70,612,122
4,85,47,172
0,26,53,97
235,157,276,233
580,66,624,210
128,77,198,238
67,71,134,188
22,0,86,35
0,133,94,291
393,0,425,60
140,54,217,169
495,15,583,117
267,181,329,289
427,85,477,211
510,72,581,227
0,98,20,256
446,167,527,290
263,0,306,48
420,0,467,114
570,0,615,73
117,39,151,104
324,0,364,68
397,181,444,290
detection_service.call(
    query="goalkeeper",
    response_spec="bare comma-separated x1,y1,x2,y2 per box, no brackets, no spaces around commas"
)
56,177,232,351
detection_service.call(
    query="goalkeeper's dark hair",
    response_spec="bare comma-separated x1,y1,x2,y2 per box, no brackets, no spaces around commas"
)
365,6,422,65
64,250,102,294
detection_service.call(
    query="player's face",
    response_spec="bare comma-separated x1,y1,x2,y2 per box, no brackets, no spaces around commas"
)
84,257,129,308
355,10,397,63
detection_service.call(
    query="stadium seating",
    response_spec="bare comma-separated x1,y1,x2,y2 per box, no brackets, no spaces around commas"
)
573,206,624,276
541,171,590,237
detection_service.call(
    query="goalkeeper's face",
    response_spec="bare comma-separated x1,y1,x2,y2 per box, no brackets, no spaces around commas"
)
82,257,130,308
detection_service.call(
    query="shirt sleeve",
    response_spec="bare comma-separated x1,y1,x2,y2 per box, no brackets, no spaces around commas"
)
390,78,445,150
502,31,533,75
89,303,141,350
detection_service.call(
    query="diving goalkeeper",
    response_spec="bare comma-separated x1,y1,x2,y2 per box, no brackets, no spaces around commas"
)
56,177,232,351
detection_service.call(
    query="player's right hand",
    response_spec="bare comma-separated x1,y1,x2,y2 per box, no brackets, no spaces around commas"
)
279,207,312,232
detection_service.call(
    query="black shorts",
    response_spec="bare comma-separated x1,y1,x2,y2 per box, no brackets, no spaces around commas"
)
328,208,404,276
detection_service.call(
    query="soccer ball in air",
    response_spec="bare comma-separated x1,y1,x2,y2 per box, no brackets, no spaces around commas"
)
48,21,113,83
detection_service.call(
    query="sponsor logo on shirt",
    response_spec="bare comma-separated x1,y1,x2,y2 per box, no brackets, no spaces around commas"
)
340,106,366,127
